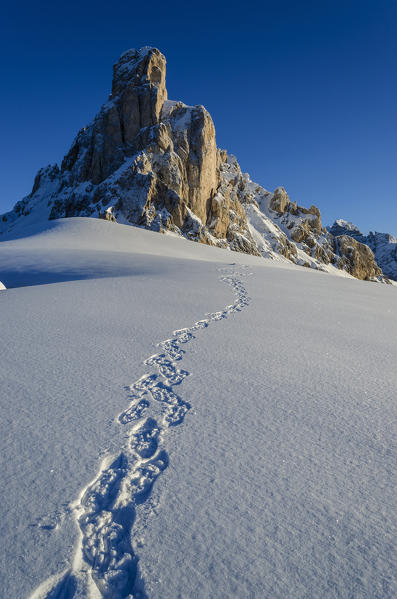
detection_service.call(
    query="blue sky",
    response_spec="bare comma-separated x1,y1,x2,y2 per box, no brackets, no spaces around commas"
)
1,0,396,233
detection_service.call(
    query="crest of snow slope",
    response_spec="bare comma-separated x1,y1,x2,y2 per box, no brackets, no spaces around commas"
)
0,218,396,598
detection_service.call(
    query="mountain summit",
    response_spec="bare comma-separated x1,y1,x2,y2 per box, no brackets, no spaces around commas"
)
0,47,389,282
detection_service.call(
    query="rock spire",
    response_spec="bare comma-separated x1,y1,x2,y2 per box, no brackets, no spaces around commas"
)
0,47,389,282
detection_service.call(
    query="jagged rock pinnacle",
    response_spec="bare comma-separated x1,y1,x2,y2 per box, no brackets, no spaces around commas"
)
0,46,391,282
111,47,167,99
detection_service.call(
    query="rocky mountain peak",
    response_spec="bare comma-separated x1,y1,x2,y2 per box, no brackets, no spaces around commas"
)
56,47,169,187
334,219,361,232
329,219,364,239
111,46,167,101
0,46,391,283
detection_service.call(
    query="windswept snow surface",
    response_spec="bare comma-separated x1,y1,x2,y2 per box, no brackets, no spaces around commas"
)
0,218,396,598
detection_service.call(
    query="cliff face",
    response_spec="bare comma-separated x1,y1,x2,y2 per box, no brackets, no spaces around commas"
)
216,155,386,281
335,235,383,281
0,47,388,282
1,47,260,254
56,47,261,255
60,48,168,185
330,220,397,281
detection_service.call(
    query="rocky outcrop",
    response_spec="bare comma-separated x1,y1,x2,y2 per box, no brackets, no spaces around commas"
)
51,47,258,254
366,232,397,281
0,46,389,282
335,235,383,281
269,187,290,214
61,48,168,186
217,155,340,269
330,220,397,281
329,219,365,242
1,46,260,255
214,157,387,281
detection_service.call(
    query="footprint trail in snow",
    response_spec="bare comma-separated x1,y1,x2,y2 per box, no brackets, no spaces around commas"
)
31,265,252,599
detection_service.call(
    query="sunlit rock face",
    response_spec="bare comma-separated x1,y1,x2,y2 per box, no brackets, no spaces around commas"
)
0,47,389,281
329,220,397,281
0,47,259,253
334,235,383,281
50,46,250,251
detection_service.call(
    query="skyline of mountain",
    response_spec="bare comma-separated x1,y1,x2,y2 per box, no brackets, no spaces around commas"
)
2,1,397,235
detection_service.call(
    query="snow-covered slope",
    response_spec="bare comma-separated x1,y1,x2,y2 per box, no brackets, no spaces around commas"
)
0,218,396,598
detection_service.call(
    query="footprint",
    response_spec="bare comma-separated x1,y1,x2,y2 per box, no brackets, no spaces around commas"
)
192,320,209,331
172,329,195,344
80,454,128,516
149,384,191,426
119,398,150,425
81,504,137,597
129,450,169,504
165,402,190,427
130,418,160,459
157,339,185,361
158,362,189,385
144,353,167,367
150,384,180,406
130,374,158,393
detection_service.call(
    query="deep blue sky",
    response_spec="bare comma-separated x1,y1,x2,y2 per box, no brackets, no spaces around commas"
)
1,0,396,233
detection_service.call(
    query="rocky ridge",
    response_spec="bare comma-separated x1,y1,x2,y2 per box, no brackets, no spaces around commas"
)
329,220,397,281
0,47,388,282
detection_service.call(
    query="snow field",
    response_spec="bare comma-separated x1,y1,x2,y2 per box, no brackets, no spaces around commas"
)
0,218,396,598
